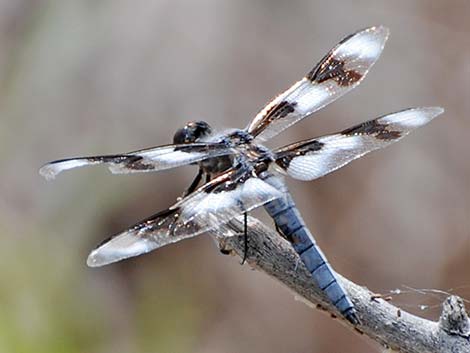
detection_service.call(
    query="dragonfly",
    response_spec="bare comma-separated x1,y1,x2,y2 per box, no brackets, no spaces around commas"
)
40,26,443,324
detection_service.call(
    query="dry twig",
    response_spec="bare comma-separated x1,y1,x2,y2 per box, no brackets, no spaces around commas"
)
215,216,470,353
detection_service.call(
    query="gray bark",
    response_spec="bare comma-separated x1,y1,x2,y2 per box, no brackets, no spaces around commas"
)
214,216,470,353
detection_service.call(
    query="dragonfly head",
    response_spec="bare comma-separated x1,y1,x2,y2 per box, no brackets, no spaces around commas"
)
173,121,212,144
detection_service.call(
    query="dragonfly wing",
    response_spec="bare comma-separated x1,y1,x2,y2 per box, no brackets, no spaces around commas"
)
246,26,389,142
39,142,231,180
274,107,443,181
87,167,284,267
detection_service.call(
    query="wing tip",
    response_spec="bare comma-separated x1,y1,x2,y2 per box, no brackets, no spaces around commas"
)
39,163,60,180
39,159,93,180
334,25,390,69
86,250,105,267
381,106,444,128
86,245,132,268
366,25,390,40
86,248,116,268
353,25,390,46
86,232,157,268
423,106,445,116
409,106,445,123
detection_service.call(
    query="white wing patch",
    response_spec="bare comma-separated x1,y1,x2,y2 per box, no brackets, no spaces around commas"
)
380,107,443,128
335,27,386,61
285,135,364,181
291,81,331,114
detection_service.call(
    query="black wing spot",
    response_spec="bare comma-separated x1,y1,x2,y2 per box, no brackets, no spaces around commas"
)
276,156,292,170
125,157,156,170
85,155,130,163
375,130,402,140
265,101,297,120
86,155,155,171
341,120,402,140
307,57,362,87
275,140,325,169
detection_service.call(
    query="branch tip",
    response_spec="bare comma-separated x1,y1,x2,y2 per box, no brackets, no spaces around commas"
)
439,295,470,338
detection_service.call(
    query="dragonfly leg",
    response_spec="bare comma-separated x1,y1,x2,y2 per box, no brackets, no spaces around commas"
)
275,222,288,239
182,169,203,197
240,212,248,265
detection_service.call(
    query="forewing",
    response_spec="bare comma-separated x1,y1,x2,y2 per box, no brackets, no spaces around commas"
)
274,107,443,181
246,26,389,142
39,142,231,180
87,168,284,267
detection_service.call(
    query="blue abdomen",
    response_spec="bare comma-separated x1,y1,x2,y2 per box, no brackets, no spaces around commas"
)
263,192,357,323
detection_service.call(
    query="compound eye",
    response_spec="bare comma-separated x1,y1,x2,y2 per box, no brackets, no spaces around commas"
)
173,121,212,144
173,127,189,144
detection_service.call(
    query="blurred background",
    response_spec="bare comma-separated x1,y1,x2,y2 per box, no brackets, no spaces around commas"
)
1,0,469,352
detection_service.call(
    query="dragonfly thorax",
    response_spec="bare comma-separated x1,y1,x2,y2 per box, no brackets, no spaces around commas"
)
201,131,274,176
